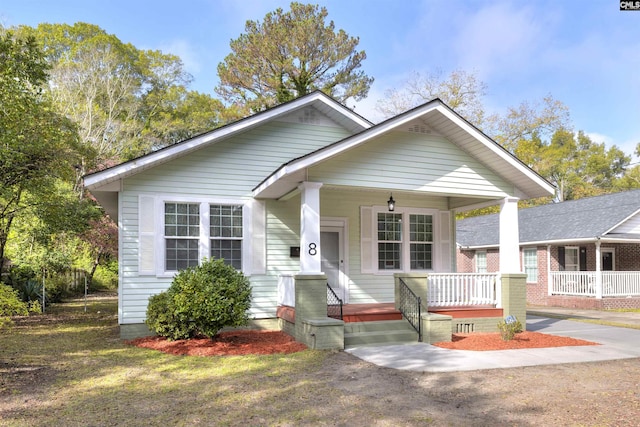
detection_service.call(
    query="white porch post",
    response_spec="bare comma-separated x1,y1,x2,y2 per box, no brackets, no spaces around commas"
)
595,239,603,299
299,181,323,274
499,196,521,273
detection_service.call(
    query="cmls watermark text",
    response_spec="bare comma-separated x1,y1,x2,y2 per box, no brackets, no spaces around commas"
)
621,1,640,10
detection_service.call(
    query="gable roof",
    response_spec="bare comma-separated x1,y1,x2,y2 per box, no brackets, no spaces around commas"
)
83,91,372,192
456,190,640,248
252,98,555,201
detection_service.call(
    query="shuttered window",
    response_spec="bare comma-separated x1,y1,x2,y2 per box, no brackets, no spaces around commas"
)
210,205,243,269
164,203,200,271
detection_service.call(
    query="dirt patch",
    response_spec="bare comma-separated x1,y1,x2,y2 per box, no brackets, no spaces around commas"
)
128,329,597,356
434,331,598,351
127,330,308,356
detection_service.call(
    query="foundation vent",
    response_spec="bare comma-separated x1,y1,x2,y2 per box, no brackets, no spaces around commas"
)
455,323,475,333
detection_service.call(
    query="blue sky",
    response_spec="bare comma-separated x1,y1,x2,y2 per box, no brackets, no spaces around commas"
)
2,0,639,158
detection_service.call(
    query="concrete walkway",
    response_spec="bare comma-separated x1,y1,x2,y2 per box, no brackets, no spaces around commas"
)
345,309,640,372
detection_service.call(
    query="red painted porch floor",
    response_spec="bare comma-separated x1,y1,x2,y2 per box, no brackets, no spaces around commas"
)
277,303,503,323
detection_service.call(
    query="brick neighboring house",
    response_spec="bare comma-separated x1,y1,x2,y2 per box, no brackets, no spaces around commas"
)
456,190,640,310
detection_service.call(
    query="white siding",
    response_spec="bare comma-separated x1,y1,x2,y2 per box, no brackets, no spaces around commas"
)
118,121,351,324
308,131,513,197
610,212,640,234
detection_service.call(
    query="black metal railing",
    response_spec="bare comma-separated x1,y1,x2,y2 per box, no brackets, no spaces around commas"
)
398,277,422,342
326,283,343,320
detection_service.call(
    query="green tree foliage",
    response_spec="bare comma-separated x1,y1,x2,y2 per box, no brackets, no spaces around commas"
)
216,2,373,114
0,30,87,275
146,258,252,340
17,22,226,171
537,130,629,201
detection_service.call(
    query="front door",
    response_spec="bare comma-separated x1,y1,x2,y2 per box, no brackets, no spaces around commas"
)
321,225,347,303
602,249,614,271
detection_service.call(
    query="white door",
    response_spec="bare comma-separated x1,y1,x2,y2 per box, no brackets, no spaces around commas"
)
321,226,347,303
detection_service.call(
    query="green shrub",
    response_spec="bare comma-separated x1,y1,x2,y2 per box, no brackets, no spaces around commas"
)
146,258,252,340
1,283,29,329
92,263,118,291
497,315,523,341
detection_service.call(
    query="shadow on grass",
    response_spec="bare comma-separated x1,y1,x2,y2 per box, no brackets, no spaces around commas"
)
1,297,552,426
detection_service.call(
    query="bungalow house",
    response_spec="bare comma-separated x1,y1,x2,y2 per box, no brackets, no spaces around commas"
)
84,91,555,348
456,190,640,310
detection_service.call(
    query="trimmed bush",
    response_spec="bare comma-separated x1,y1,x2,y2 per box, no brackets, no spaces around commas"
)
1,283,29,330
146,258,252,340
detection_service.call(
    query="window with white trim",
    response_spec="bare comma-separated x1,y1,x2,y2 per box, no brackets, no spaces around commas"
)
375,209,434,271
164,202,200,271
476,251,487,273
523,248,538,282
162,201,245,272
210,204,243,270
565,247,579,271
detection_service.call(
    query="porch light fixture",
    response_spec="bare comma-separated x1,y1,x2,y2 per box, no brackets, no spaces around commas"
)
387,194,395,211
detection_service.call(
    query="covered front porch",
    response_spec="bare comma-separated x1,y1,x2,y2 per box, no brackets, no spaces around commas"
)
276,272,524,349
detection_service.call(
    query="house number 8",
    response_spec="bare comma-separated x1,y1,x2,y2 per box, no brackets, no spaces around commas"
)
308,243,317,256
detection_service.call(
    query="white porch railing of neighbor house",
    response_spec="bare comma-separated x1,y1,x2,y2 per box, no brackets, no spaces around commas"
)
428,273,499,307
550,271,640,297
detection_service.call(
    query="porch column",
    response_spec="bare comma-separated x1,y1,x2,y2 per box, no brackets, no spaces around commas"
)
299,181,323,274
499,196,521,273
595,239,603,299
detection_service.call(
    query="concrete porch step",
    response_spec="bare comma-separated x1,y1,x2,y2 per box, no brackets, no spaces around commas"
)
344,319,419,348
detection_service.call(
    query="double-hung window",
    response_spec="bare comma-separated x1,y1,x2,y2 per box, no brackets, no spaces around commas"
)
210,205,243,270
162,201,244,272
164,202,200,271
476,251,487,273
523,248,538,282
378,213,402,269
376,209,434,271
564,247,579,271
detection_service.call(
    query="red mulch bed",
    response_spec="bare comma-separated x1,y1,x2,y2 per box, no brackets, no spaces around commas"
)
434,331,599,351
127,330,307,356
127,329,599,356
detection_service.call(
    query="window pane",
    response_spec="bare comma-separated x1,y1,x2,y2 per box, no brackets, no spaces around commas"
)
210,205,243,238
165,203,199,237
410,214,432,242
378,242,401,269
165,238,199,271
211,239,242,269
377,213,402,241
410,243,432,270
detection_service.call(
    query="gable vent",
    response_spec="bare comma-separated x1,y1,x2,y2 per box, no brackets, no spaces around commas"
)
407,124,432,134
298,107,319,124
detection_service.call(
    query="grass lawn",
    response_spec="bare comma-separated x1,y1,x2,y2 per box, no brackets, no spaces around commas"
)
0,296,337,426
3,295,640,426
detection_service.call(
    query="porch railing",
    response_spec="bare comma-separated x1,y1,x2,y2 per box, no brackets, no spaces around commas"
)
551,271,640,297
326,283,343,320
398,277,422,342
428,273,498,307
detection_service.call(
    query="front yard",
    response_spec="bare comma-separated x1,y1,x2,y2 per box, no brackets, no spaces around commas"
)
1,295,639,426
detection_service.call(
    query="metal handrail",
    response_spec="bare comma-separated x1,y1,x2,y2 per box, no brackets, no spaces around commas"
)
326,283,343,320
398,277,422,342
